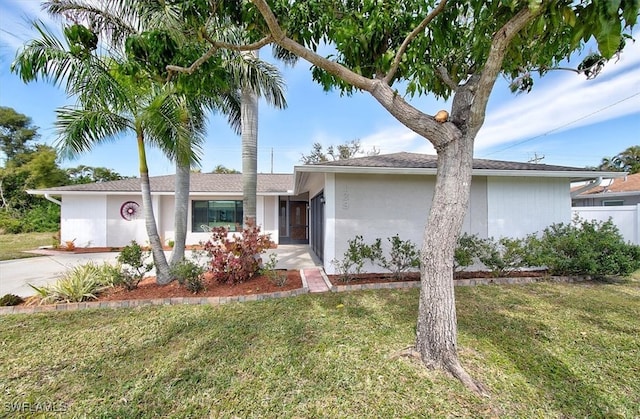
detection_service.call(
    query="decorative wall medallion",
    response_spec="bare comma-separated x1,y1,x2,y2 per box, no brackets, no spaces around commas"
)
120,201,140,221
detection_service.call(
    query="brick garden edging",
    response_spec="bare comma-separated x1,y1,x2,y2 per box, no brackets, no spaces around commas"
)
0,271,593,315
0,270,311,315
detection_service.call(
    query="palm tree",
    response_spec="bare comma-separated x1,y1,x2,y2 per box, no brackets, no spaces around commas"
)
43,1,287,261
12,22,195,284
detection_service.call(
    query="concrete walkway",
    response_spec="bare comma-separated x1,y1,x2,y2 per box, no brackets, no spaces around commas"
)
0,245,322,297
302,268,331,293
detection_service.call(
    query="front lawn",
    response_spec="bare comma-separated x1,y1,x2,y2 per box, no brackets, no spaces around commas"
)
1,281,639,417
0,232,53,261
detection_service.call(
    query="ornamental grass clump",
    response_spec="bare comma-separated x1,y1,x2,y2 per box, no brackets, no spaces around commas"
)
203,219,274,285
28,262,114,304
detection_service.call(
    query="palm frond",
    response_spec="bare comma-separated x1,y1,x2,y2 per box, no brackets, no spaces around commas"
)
43,0,140,49
54,106,131,159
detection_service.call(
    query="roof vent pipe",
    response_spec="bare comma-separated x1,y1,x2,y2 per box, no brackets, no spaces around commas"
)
570,177,603,198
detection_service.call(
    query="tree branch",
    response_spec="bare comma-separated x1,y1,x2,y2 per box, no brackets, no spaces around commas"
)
436,65,459,91
384,0,448,85
166,45,219,76
468,3,546,135
251,0,375,92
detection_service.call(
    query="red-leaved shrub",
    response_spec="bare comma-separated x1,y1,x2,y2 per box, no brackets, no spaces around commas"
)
203,219,274,285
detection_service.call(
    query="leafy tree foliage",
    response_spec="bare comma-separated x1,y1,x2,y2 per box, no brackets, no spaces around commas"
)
598,146,640,174
0,106,40,162
162,0,637,393
0,107,126,233
211,164,241,173
300,139,379,164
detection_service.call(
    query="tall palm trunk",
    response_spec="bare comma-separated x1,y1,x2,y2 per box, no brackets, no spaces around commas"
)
170,159,190,265
241,50,259,226
137,131,171,284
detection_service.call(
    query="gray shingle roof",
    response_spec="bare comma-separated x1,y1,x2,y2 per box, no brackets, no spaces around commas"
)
36,173,294,193
313,152,592,172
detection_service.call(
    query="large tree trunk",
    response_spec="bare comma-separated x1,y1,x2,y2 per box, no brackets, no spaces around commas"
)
170,160,189,266
137,133,172,284
415,133,486,394
241,50,259,226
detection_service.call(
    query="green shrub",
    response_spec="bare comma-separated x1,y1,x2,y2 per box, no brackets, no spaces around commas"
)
170,258,205,293
369,235,420,279
0,293,24,306
29,263,111,304
331,235,370,282
478,236,527,277
203,219,274,285
526,217,640,277
0,210,22,234
21,203,60,232
454,233,484,272
117,241,153,290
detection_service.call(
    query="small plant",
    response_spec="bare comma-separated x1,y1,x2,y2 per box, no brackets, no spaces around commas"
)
203,219,274,285
166,239,175,248
477,236,527,277
0,293,24,306
64,238,76,251
51,231,61,249
454,233,484,273
262,253,288,287
116,240,154,290
376,235,420,279
170,258,205,293
28,262,112,304
331,235,371,282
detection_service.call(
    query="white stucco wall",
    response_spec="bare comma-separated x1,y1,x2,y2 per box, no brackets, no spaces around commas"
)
321,173,572,274
486,177,571,239
326,173,489,274
60,195,108,247
106,195,148,247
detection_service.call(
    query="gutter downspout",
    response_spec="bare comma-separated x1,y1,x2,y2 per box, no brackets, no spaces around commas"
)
44,193,62,206
570,177,602,198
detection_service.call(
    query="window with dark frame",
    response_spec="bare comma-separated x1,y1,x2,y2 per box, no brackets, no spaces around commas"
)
192,200,243,232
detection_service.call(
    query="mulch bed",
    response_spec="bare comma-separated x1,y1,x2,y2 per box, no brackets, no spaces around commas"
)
328,270,548,285
99,270,302,301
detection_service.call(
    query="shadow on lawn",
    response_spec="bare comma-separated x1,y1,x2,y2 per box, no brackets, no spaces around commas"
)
458,286,618,417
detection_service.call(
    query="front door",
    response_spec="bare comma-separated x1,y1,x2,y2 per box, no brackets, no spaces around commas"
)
289,201,308,241
278,198,309,244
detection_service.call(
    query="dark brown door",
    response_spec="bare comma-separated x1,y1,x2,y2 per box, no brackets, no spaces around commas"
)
289,201,308,240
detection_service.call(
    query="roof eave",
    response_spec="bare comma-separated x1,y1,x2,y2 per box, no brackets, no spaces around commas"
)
294,165,625,180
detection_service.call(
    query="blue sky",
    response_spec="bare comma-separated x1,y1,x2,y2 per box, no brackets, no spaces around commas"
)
1,0,638,177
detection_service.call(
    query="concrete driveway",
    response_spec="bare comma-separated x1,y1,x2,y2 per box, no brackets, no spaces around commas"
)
0,245,321,297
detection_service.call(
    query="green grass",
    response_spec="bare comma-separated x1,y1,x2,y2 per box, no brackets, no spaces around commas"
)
0,232,54,261
1,281,639,417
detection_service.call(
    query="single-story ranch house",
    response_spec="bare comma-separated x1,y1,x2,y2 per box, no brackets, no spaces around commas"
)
28,152,622,274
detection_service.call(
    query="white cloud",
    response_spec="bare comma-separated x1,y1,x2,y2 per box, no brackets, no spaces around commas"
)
476,40,640,151
0,0,59,53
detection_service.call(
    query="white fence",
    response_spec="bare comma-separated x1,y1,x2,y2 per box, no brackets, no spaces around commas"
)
572,204,640,245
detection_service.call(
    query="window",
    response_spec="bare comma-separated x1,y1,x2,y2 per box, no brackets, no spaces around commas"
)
603,200,624,207
192,200,243,232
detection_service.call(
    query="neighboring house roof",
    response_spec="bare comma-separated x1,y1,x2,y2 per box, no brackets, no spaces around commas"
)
577,173,640,195
572,172,640,200
293,152,624,193
27,173,294,195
